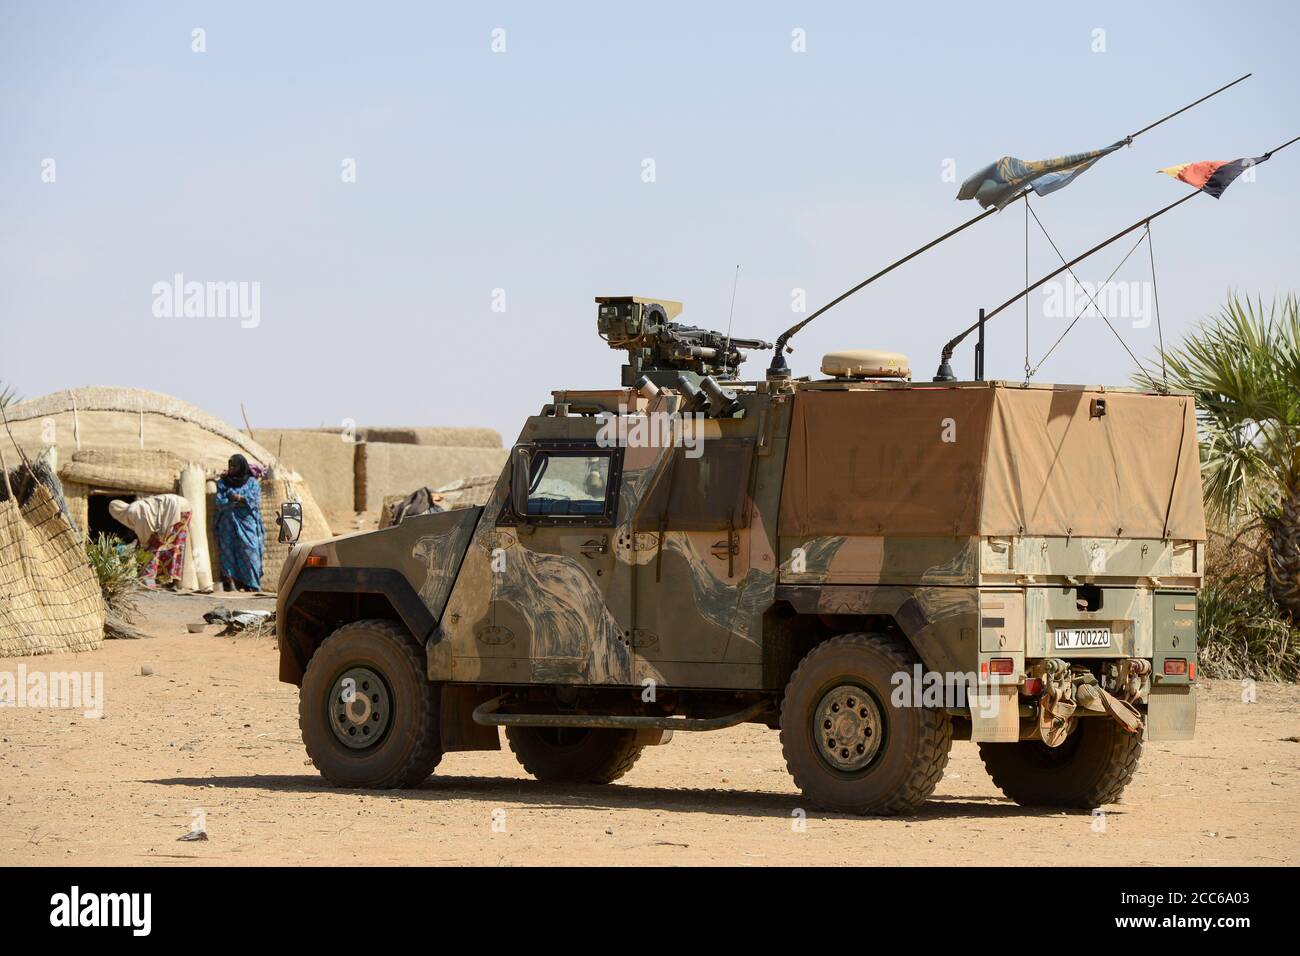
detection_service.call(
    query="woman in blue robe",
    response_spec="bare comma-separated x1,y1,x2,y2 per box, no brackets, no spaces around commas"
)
215,454,265,591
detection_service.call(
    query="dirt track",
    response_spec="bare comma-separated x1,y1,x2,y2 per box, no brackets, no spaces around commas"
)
2,590,1297,866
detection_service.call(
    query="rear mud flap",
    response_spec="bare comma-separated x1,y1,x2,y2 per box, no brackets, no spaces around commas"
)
969,685,1019,742
1146,683,1196,741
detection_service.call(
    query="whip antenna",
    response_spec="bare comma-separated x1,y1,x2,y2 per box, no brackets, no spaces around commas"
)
722,264,740,377
767,72,1253,376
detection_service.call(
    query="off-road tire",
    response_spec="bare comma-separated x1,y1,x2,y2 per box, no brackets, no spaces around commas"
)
978,718,1142,808
299,619,443,788
505,726,644,784
780,633,952,815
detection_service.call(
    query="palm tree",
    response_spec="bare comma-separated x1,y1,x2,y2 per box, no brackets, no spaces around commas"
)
1139,294,1300,618
0,381,17,408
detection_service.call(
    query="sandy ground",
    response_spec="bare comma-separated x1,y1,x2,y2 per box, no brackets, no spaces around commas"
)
1,590,1297,866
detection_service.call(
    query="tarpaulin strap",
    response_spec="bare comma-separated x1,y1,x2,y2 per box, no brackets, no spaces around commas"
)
1122,659,1152,703
1038,659,1076,747
1074,678,1144,734
1097,688,1144,734
1038,659,1144,743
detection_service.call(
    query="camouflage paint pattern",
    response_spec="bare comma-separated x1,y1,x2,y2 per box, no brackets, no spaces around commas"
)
776,579,980,677
623,392,788,688
432,388,791,689
433,451,637,685
309,507,480,620
278,375,1202,744
779,535,980,587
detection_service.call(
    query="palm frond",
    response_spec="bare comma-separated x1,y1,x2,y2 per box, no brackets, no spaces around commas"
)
1139,294,1300,522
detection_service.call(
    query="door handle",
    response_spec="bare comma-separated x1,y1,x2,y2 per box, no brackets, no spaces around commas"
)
579,536,608,557
711,518,739,577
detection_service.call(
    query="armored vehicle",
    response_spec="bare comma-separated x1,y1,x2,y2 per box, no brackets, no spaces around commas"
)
276,295,1203,814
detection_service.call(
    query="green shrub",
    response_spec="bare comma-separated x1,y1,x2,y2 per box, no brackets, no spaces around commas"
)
1198,571,1300,681
85,532,144,621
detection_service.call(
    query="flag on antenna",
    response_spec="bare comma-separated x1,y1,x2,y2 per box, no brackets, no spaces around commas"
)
957,140,1128,210
1158,154,1270,198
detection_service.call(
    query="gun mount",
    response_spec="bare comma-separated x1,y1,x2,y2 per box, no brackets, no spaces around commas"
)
596,295,773,387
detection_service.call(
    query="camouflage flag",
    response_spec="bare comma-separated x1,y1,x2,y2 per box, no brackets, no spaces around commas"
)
957,140,1128,210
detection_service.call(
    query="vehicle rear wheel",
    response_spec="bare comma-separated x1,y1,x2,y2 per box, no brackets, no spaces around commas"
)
780,633,952,815
299,619,443,788
978,718,1142,808
505,726,643,784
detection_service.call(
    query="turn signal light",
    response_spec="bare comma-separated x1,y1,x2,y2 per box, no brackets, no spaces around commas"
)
1189,661,1197,681
306,554,328,568
1163,658,1187,676
988,658,1014,676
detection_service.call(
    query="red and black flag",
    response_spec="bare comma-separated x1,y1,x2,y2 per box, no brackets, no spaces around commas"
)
1158,153,1270,198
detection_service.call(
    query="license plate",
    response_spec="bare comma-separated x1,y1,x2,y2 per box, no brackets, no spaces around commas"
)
1054,627,1112,650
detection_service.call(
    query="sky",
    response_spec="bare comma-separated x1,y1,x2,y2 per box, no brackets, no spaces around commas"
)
2,1,1297,439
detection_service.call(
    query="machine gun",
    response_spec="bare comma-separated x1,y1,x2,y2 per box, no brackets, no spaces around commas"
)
595,295,773,387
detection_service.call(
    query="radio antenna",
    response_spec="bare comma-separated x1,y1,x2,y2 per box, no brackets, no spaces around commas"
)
935,131,1299,379
766,71,1252,377
722,264,740,377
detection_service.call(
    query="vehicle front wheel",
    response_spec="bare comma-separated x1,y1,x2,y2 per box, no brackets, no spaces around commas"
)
780,633,952,815
299,619,443,788
505,726,644,784
978,718,1142,808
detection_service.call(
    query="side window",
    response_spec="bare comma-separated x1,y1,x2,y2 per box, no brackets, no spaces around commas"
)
528,451,609,516
502,445,622,526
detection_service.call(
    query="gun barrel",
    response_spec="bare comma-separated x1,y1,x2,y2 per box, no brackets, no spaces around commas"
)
599,298,770,380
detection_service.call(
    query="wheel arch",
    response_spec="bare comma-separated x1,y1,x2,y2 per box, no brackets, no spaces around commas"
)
762,596,907,691
279,567,435,685
768,584,972,684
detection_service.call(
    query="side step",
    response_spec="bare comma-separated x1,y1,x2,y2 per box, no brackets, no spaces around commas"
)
472,695,769,732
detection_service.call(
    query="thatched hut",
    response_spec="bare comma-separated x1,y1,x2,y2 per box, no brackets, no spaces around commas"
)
0,455,104,658
2,387,331,591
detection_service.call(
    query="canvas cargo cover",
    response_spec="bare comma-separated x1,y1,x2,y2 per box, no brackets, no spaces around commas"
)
780,388,990,536
779,385,1205,540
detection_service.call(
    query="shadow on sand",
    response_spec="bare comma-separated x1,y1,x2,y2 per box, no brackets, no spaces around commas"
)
143,772,1103,823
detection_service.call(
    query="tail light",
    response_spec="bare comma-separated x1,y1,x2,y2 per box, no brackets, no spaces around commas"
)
988,658,1014,676
1163,658,1187,676
1022,677,1043,696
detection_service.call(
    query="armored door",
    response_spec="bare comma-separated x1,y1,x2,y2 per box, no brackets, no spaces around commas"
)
494,441,634,685
629,437,762,688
